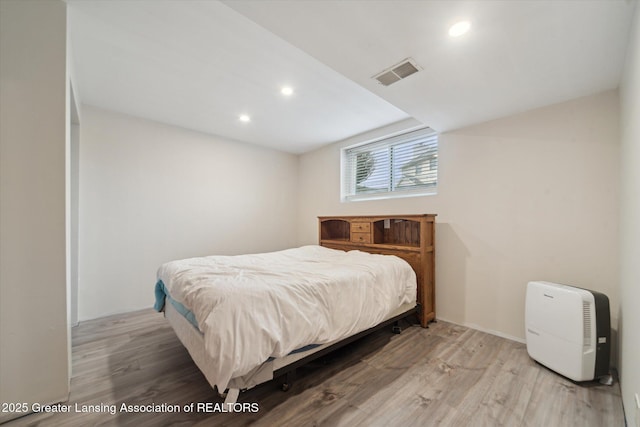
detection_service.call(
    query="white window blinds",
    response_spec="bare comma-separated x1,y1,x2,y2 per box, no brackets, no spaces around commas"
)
342,128,438,201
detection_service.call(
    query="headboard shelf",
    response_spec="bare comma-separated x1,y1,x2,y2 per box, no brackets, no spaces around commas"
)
318,214,436,327
320,219,351,241
319,240,422,253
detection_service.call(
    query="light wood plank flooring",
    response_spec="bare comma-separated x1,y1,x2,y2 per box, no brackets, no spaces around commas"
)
5,309,625,426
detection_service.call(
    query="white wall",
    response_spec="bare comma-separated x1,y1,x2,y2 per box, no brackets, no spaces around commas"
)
0,0,70,422
78,106,299,320
619,2,640,423
298,90,620,343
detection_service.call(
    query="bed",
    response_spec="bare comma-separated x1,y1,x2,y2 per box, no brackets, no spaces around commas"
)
154,214,436,404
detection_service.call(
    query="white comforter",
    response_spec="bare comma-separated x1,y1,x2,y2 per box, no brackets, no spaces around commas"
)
157,245,416,392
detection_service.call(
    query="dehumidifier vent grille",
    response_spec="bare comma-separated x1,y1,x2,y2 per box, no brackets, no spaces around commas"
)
583,301,591,347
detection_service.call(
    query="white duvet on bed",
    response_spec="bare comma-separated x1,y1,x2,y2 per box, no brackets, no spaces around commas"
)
156,245,416,392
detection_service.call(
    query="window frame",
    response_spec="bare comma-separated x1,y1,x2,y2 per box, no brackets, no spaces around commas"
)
341,127,438,202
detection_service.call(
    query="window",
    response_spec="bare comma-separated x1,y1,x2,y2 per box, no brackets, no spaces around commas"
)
342,128,438,201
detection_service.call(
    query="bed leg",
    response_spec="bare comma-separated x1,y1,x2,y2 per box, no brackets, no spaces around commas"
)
224,388,240,405
392,321,402,334
281,370,295,391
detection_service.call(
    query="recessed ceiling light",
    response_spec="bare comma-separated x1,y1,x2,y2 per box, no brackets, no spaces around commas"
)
449,21,471,37
281,86,294,96
239,114,251,123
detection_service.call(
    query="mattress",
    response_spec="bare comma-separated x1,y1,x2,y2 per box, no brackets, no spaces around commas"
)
155,245,416,392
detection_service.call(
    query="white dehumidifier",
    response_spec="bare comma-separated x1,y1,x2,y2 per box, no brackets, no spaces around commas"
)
525,281,610,382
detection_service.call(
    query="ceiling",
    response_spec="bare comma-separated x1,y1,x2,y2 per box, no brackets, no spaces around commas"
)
68,1,636,154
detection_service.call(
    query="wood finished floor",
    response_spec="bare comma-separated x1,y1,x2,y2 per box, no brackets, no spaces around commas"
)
5,309,625,427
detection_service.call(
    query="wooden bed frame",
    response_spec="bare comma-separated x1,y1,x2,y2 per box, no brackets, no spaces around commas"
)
318,214,436,327
163,214,436,403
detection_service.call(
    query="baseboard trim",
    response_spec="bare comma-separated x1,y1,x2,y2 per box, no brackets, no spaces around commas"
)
436,316,526,344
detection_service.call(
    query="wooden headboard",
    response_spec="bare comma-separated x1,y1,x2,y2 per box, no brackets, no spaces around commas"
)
318,214,436,327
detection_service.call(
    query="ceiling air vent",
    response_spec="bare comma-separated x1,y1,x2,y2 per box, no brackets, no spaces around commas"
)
373,58,422,86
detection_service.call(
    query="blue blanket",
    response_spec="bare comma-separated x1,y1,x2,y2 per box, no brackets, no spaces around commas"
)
154,280,199,330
